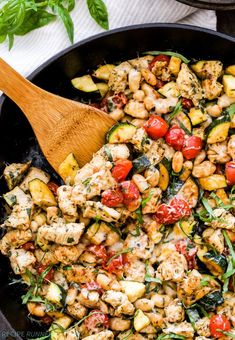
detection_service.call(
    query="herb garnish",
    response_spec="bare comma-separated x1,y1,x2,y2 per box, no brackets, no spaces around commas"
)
106,248,132,266
167,101,182,123
143,51,190,64
144,260,162,284
156,334,186,340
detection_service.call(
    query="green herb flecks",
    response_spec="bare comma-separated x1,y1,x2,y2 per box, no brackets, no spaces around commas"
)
143,51,190,64
145,260,162,284
210,192,233,210
167,100,182,123
226,103,235,120
106,248,132,266
131,207,143,236
141,190,153,208
156,333,186,340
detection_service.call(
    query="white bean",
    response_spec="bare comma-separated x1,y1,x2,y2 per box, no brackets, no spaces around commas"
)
132,174,149,192
172,151,183,173
144,166,160,187
194,150,206,165
133,90,145,102
109,108,125,121
128,69,141,92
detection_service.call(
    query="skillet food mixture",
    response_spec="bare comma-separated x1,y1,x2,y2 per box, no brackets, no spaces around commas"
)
2,52,235,340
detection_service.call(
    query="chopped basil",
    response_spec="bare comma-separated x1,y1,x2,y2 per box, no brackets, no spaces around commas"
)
167,101,182,123
156,334,186,340
106,248,132,266
143,50,190,64
145,260,162,284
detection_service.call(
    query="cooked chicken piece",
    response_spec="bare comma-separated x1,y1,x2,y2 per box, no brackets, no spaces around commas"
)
54,244,85,265
108,61,132,93
205,208,235,231
228,135,235,160
96,272,121,291
124,232,153,260
142,219,163,244
34,248,59,266
151,293,172,308
53,270,68,290
99,144,130,161
192,161,216,178
195,338,211,340
151,60,171,81
124,259,146,282
57,186,78,217
163,321,194,338
129,56,154,70
145,139,165,165
83,201,120,223
152,97,178,115
82,331,114,340
37,222,85,245
134,298,154,312
9,249,36,274
74,154,108,185
102,290,135,315
110,317,131,331
176,63,203,105
202,79,223,100
164,298,185,323
128,69,141,92
207,141,231,164
202,228,224,254
124,100,149,119
157,251,188,283
0,229,32,255
3,162,31,190
195,317,211,337
46,206,61,224
197,60,223,79
20,167,50,192
142,188,162,214
86,168,117,199
78,288,100,308
67,300,88,319
130,128,152,153
154,242,176,263
63,264,96,284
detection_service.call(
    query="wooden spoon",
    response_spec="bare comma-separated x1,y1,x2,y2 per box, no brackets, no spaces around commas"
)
0,58,115,171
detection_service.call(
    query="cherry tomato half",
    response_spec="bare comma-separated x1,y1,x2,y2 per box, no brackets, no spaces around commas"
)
87,245,108,262
182,135,202,160
181,97,193,110
85,310,109,330
120,181,140,206
149,54,170,70
47,182,59,196
165,125,185,151
209,314,231,338
175,239,198,270
144,115,168,140
225,161,235,185
84,281,103,294
103,252,128,273
111,159,133,182
37,265,54,282
101,188,124,208
170,196,191,219
154,197,191,224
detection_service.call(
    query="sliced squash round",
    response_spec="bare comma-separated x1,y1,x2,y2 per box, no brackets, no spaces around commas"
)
106,122,137,143
29,179,57,207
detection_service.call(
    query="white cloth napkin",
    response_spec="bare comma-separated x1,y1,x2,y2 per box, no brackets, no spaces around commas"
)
0,0,216,77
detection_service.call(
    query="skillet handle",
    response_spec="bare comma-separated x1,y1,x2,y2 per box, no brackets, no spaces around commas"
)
0,58,41,113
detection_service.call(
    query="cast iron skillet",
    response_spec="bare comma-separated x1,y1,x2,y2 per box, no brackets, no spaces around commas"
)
0,23,235,339
177,0,235,10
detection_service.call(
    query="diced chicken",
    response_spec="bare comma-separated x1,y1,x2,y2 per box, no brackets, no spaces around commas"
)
86,168,117,199
53,270,69,290
134,298,154,312
64,264,96,284
163,321,194,338
202,79,223,100
164,298,185,323
145,139,165,165
130,128,152,153
124,100,149,119
0,229,32,255
78,288,100,308
9,249,36,274
128,56,154,70
218,94,235,108
152,97,178,115
108,61,132,93
34,248,59,266
110,317,131,331
37,222,85,245
157,251,187,283
124,259,146,282
124,233,153,260
142,188,162,214
54,244,85,265
102,290,135,315
151,59,171,81
228,135,235,160
3,162,31,190
82,331,114,340
207,141,231,164
67,300,87,319
99,144,130,162
128,69,141,92
202,228,224,254
57,186,78,217
206,208,235,231
195,317,211,337
5,202,33,230
177,63,203,105
83,201,120,223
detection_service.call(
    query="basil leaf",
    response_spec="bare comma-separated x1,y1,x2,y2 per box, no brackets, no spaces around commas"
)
53,4,74,43
167,100,182,123
143,51,190,64
87,0,109,30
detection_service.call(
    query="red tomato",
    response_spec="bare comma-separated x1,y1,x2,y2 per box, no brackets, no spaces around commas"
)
47,182,59,196
175,239,198,270
165,125,185,151
85,310,109,330
154,197,191,224
37,265,54,281
101,188,124,207
21,242,35,251
87,245,108,262
112,159,133,182
182,135,202,159
112,93,128,108
120,181,140,206
144,115,168,140
84,282,103,294
209,314,231,338
103,252,128,273
225,161,235,185
155,79,166,89
149,54,170,70
182,97,193,110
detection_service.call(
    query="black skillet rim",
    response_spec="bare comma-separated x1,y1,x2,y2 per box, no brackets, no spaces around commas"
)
177,0,235,10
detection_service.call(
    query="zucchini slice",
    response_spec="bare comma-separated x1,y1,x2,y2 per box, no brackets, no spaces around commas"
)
29,179,57,207
134,309,150,332
106,122,137,144
172,111,192,132
177,177,199,208
199,174,227,191
93,64,115,81
223,74,235,97
206,115,230,144
3,186,27,207
201,252,227,276
199,291,224,311
96,82,109,97
168,56,182,77
188,108,207,126
158,162,170,191
20,167,50,192
58,153,79,185
71,75,98,92
3,161,31,190
133,155,151,173
158,81,179,98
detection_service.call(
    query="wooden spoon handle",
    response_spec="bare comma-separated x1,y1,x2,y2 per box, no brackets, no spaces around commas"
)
0,58,42,114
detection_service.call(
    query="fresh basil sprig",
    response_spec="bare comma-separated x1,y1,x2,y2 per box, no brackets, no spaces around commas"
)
87,0,109,30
